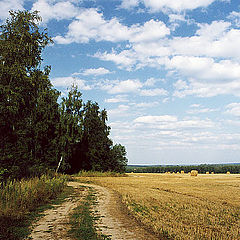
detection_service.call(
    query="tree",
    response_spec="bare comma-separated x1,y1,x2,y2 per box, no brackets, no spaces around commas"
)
0,10,58,178
59,85,84,172
79,101,113,172
0,10,128,178
110,144,128,172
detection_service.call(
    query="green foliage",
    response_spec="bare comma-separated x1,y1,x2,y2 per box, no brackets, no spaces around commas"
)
59,86,128,174
126,164,240,174
110,144,128,173
0,10,59,178
0,11,128,179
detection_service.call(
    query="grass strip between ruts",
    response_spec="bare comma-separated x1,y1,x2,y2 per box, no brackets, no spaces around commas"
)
69,186,111,240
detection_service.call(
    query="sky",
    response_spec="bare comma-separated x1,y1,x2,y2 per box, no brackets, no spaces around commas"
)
1,0,240,165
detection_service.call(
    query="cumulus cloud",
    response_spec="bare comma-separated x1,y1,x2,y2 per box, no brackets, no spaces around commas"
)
0,0,24,20
187,104,218,114
225,103,240,117
228,11,240,27
120,0,216,12
134,115,215,130
108,104,131,117
108,79,143,94
140,88,168,96
51,76,92,90
133,102,159,108
104,95,129,103
134,115,177,123
54,8,169,44
173,79,240,98
81,67,111,76
167,56,240,83
119,0,140,9
32,0,80,23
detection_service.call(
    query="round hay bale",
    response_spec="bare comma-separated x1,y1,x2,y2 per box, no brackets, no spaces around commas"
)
226,171,230,174
181,171,184,174
211,172,214,174
206,171,209,174
190,170,198,176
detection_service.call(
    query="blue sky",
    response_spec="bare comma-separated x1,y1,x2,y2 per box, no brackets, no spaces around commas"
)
2,0,240,165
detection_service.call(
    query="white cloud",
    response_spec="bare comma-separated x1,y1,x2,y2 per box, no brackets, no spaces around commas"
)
120,0,140,9
144,77,158,86
0,0,24,20
196,21,231,39
140,88,168,96
32,0,80,23
94,50,137,71
134,115,177,123
228,11,240,27
167,56,240,83
168,13,186,23
108,104,130,117
104,95,129,103
225,103,240,117
81,67,111,76
108,79,143,94
54,8,169,44
173,79,240,98
187,107,218,114
134,115,215,130
120,0,216,12
130,20,170,43
133,102,159,108
51,76,91,90
170,21,240,59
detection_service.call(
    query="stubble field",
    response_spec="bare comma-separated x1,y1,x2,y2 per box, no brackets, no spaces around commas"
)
79,173,240,239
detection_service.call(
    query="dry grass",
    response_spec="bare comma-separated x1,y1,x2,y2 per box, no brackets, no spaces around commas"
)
0,174,67,219
78,173,240,239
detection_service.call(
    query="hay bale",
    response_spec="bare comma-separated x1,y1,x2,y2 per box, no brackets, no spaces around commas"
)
211,172,214,174
226,171,230,174
181,171,184,174
190,170,198,176
177,172,180,174
206,171,209,174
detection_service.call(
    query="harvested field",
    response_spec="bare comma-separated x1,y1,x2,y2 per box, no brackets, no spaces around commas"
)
78,173,240,240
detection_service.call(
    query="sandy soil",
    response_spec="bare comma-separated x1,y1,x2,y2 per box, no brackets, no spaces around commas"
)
84,182,158,240
28,181,159,240
27,182,85,240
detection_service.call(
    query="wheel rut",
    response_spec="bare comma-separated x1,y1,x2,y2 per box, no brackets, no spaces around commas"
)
27,181,159,240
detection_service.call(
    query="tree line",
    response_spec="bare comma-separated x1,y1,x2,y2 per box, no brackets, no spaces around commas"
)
127,164,240,174
0,11,127,179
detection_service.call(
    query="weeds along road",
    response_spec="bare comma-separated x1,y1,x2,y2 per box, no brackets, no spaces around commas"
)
28,181,158,240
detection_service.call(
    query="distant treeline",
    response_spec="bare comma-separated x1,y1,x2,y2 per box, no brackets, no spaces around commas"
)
126,164,240,174
0,11,127,180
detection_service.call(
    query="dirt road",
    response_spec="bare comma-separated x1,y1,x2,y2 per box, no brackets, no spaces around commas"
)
28,181,158,240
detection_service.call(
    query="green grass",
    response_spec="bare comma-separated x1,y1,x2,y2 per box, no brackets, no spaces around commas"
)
0,174,69,240
69,186,111,240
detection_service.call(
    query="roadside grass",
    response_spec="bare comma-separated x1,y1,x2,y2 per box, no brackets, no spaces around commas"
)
0,174,69,240
74,170,127,178
69,186,111,240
